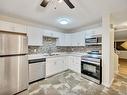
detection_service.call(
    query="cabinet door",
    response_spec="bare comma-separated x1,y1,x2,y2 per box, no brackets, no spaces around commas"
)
64,34,72,46
56,33,65,46
85,27,102,38
0,21,27,33
71,33,77,46
0,20,14,31
46,58,56,77
71,32,85,46
85,30,94,38
73,57,81,73
27,26,42,46
94,27,102,36
67,56,74,70
67,56,81,73
14,23,26,33
55,57,67,72
46,57,67,77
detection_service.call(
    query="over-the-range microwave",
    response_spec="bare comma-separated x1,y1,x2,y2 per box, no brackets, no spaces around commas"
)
85,37,102,46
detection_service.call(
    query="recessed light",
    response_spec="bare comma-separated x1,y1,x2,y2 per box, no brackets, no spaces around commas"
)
58,0,63,3
60,20,68,25
57,18,71,25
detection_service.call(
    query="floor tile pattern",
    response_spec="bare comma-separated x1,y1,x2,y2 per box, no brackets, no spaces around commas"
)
29,70,127,95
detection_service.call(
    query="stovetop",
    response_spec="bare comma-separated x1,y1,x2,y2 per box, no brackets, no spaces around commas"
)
82,50,102,59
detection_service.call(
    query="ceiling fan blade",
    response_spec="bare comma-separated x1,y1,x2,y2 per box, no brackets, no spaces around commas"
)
40,0,50,7
63,0,75,9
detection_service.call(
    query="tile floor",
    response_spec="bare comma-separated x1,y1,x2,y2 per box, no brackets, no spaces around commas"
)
29,59,127,95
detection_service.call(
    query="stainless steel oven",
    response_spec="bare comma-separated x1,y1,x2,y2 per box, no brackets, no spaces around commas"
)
81,56,102,84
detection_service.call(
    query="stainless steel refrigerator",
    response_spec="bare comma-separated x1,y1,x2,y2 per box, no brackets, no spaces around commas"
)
0,31,28,95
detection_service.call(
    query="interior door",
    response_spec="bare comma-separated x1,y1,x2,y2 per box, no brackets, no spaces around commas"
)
0,55,28,95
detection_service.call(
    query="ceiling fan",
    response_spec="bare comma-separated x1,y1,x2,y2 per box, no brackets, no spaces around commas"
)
40,0,75,9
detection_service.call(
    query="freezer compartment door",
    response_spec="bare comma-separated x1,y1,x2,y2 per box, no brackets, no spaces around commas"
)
0,55,28,95
0,32,28,55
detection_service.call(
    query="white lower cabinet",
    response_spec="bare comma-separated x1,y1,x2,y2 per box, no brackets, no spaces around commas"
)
73,56,81,73
67,56,81,73
46,56,81,77
46,57,67,77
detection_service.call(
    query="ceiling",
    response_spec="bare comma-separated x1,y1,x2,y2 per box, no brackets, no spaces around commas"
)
0,0,127,31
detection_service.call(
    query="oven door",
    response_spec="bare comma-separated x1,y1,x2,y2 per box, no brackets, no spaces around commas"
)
81,60,101,80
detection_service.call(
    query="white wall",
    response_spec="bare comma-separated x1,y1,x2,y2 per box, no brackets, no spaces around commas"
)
118,51,127,59
102,14,115,87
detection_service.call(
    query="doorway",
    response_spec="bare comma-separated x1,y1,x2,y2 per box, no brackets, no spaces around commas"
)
114,29,127,77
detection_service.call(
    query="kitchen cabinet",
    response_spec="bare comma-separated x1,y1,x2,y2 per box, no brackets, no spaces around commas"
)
71,32,85,46
13,23,26,33
56,34,71,46
56,32,85,46
46,57,67,77
43,30,59,38
0,20,14,31
85,27,102,38
27,26,43,46
46,55,81,77
67,56,81,73
73,56,81,73
67,56,74,70
0,20,26,33
56,33,65,46
64,34,72,46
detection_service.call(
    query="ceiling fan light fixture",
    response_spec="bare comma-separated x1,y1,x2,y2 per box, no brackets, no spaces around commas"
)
40,0,75,9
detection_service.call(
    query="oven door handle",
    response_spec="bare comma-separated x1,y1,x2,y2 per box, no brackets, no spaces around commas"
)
81,60,100,66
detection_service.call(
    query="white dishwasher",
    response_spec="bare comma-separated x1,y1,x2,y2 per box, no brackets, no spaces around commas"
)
29,58,46,83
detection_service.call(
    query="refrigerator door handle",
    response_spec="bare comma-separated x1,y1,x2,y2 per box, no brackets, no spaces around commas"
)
0,54,27,57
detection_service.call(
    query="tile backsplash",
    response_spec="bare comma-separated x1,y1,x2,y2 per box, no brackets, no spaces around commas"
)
28,37,101,54
28,37,58,54
57,46,101,53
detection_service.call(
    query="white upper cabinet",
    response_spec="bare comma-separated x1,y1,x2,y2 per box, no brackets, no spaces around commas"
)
71,32,85,46
57,32,85,46
43,30,59,38
56,33,72,46
64,34,72,46
13,23,27,33
56,33,65,46
0,20,26,33
0,20,13,31
27,26,43,46
85,27,102,38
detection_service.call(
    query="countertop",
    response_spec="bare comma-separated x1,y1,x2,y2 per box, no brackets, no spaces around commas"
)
28,52,87,60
